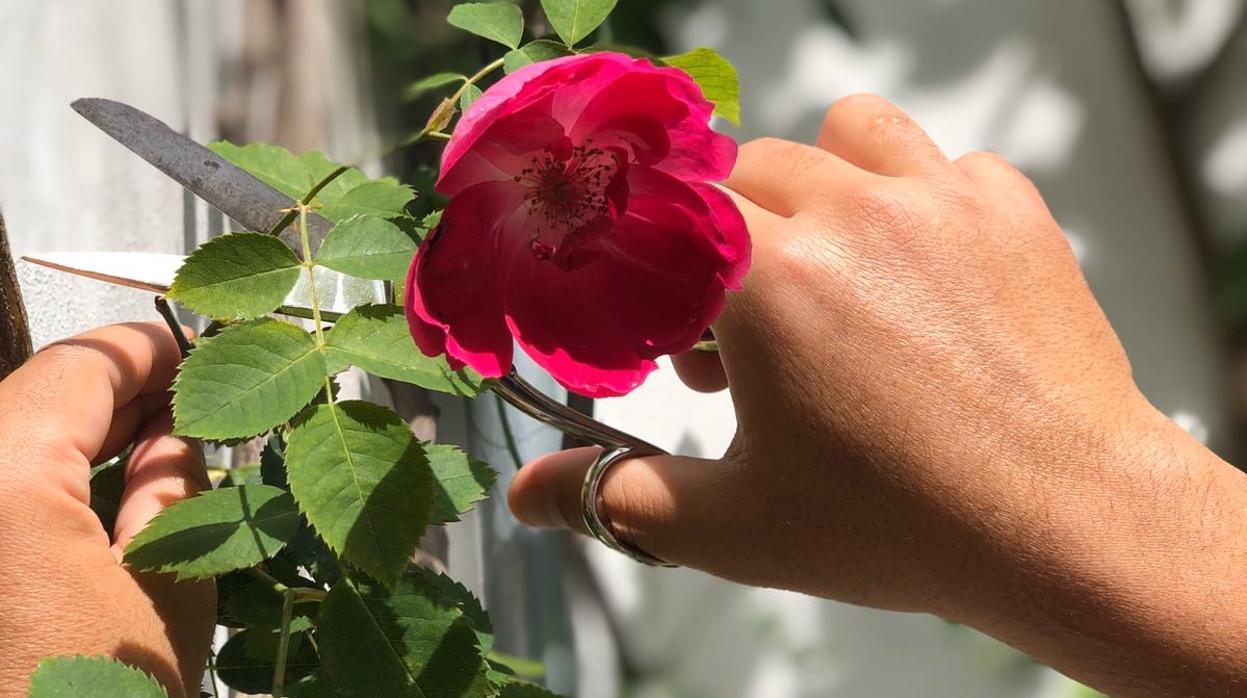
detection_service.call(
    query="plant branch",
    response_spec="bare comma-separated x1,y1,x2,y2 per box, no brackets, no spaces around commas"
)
271,586,295,698
405,57,506,148
267,165,351,238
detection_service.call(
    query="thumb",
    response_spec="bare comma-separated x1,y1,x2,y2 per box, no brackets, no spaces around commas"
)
508,446,746,569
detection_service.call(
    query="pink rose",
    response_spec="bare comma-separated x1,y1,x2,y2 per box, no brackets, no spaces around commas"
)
405,52,751,397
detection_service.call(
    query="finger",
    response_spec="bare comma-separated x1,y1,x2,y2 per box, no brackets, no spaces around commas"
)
671,350,728,393
94,392,173,466
725,137,868,217
0,323,189,466
509,447,745,569
954,150,1043,203
112,411,208,557
816,93,951,177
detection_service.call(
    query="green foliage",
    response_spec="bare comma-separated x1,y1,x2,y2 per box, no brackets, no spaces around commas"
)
209,142,413,225
316,215,418,281
167,232,302,320
498,683,562,698
504,40,574,73
664,47,742,125
172,319,327,440
28,656,167,698
428,444,497,524
540,0,617,46
89,456,127,535
317,573,492,698
216,629,321,694
460,83,484,112
324,304,484,396
404,73,468,101
124,485,300,581
448,2,525,49
285,401,434,587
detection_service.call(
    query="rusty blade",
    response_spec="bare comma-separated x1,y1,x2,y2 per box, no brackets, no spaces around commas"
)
70,98,330,254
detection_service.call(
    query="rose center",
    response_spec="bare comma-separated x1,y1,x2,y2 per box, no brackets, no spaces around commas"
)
516,142,619,261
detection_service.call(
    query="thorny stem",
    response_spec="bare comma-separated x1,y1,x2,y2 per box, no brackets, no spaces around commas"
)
267,165,351,238
271,587,295,698
296,204,338,403
405,57,506,148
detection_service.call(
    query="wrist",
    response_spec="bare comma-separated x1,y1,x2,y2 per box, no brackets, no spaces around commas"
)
958,399,1247,695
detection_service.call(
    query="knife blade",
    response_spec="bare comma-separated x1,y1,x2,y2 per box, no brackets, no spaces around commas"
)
70,98,331,254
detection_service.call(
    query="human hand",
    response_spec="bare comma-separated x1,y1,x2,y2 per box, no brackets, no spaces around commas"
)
0,323,215,698
509,94,1247,695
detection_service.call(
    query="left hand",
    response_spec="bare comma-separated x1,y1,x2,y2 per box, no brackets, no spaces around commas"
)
0,323,215,698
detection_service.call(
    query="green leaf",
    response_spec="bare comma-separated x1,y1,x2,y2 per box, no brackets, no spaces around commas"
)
216,629,320,694
497,682,561,698
503,40,574,73
209,142,413,225
172,319,327,440
539,0,616,46
168,233,302,320
663,48,742,125
406,565,494,653
90,456,128,535
285,401,433,587
315,216,418,281
28,656,168,698
209,142,314,201
324,305,484,397
318,574,491,698
301,151,371,202
320,181,416,224
227,580,317,633
459,83,484,112
447,2,525,49
427,444,496,524
404,73,468,101
124,485,300,581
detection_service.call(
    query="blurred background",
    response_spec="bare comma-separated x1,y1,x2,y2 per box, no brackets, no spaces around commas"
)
3,1,1245,696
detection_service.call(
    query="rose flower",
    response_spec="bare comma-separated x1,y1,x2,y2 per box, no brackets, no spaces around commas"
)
405,52,751,397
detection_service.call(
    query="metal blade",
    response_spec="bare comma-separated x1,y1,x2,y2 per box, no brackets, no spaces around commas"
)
70,98,330,253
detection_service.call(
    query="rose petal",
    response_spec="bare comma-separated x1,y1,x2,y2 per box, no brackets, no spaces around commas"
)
406,181,525,377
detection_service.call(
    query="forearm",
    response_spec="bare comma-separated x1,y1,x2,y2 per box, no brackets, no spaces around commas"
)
964,405,1247,696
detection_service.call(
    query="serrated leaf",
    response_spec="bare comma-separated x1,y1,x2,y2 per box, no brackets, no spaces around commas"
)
168,233,302,320
210,141,314,201
209,142,412,225
301,151,371,202
407,565,494,654
404,73,468,101
539,0,616,46
28,656,168,698
216,629,320,694
261,436,289,489
503,40,573,73
427,444,496,524
318,574,491,698
460,83,484,112
320,181,416,224
90,456,128,535
448,2,525,48
324,304,484,397
285,401,433,586
124,485,300,581
227,580,317,633
173,319,327,440
316,216,418,281
663,47,742,125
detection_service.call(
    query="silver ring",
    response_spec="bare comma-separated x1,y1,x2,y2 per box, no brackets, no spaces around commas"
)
581,446,678,568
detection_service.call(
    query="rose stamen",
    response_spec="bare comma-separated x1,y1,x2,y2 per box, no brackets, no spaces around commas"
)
516,141,618,260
